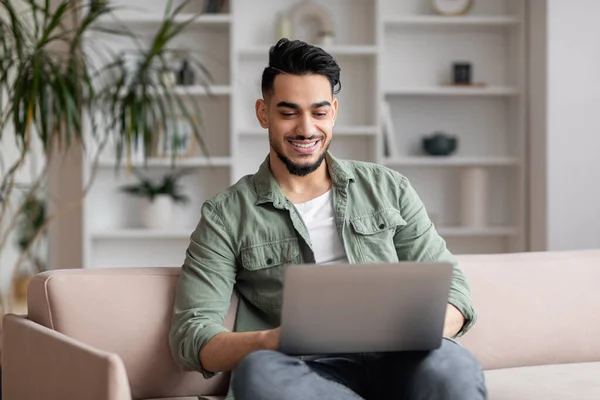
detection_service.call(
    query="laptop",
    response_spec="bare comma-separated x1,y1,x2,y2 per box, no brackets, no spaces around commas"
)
278,262,453,356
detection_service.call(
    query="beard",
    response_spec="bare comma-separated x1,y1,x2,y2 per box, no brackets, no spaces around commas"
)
270,134,330,177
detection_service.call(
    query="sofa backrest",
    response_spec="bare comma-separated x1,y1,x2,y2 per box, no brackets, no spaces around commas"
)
27,249,600,397
456,249,600,370
27,268,234,400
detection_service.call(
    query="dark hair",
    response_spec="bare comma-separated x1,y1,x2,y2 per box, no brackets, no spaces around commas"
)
261,38,341,98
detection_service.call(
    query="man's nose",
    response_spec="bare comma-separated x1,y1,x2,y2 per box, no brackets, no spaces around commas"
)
295,114,317,137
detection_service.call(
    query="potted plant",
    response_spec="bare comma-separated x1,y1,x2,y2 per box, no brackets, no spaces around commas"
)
12,194,47,301
119,169,190,229
0,0,212,314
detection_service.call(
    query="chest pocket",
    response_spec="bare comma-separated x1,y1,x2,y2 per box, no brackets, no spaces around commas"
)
241,238,299,270
350,208,406,262
239,238,300,308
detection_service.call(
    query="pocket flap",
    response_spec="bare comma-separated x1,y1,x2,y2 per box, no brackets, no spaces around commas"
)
350,208,406,235
241,238,299,271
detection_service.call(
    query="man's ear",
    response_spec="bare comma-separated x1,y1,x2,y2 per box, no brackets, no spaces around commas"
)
255,99,269,129
331,97,339,126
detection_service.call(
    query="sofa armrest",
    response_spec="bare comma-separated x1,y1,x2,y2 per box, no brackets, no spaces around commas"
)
2,314,131,400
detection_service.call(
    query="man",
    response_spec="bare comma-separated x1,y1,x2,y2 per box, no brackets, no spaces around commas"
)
169,38,487,400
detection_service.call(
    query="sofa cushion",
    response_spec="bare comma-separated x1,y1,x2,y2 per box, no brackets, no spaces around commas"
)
485,362,600,400
456,250,600,370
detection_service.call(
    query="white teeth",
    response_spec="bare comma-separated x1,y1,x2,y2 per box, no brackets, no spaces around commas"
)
291,141,317,148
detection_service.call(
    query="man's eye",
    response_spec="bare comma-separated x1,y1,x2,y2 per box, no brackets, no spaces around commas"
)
282,113,295,117
314,113,327,117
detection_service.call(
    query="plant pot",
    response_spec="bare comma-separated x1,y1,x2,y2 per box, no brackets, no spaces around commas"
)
13,274,32,300
141,196,173,229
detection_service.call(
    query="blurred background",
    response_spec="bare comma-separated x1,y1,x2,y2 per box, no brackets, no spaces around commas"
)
0,0,599,314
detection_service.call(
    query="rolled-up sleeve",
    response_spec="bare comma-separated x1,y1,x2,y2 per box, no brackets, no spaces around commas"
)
169,200,237,378
394,176,477,337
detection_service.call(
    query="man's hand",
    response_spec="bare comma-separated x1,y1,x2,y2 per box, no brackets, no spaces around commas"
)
260,327,281,351
443,304,465,338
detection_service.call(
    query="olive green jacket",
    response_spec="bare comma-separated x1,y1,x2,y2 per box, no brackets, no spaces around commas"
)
169,153,477,399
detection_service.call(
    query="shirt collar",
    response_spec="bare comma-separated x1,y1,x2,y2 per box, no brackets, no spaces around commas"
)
253,152,355,206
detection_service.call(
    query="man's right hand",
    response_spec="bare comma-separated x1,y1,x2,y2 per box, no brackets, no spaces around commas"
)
260,327,281,351
199,327,281,373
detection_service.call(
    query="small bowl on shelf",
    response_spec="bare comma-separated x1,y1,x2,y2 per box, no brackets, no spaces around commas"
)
422,132,458,156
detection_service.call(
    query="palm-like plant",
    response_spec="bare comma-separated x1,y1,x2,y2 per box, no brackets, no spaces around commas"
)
119,168,191,205
0,0,212,312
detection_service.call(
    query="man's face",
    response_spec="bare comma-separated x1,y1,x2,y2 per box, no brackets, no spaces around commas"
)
256,74,338,176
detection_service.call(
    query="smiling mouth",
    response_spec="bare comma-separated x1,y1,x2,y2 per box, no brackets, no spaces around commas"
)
289,140,319,149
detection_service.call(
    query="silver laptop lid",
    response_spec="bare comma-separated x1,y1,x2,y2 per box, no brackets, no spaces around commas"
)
279,262,453,356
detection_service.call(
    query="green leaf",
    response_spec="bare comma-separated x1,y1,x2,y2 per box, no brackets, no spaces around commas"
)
1,0,212,172
39,1,70,46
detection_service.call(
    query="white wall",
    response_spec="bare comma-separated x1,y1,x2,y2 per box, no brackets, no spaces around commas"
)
530,0,600,250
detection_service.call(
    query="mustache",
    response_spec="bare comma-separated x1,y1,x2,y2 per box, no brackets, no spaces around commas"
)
287,134,324,141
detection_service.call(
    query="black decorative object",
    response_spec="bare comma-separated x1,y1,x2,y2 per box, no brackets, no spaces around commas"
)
204,0,223,13
422,132,458,156
90,0,107,12
453,62,472,84
177,60,195,86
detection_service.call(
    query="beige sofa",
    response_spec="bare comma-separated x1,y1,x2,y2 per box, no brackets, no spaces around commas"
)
2,250,600,399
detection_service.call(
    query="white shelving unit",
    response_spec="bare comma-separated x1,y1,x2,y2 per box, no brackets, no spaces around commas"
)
385,86,520,96
436,226,520,237
383,156,520,167
83,0,235,268
96,157,233,168
92,229,192,240
239,45,378,57
82,0,528,268
97,13,232,26
384,15,520,28
379,0,527,254
239,125,378,137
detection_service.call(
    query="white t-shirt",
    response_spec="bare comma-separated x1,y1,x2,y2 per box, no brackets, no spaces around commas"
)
294,189,348,265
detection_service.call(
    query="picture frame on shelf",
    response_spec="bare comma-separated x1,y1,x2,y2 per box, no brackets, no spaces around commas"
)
153,117,198,158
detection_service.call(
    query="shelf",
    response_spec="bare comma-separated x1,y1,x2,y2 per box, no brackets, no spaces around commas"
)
385,86,519,97
97,13,231,27
92,229,192,240
172,85,231,96
385,15,520,28
383,157,520,167
97,157,232,168
239,45,377,58
436,226,520,237
116,85,230,98
239,125,378,137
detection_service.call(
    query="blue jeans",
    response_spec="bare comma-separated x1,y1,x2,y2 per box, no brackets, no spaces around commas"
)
232,339,487,400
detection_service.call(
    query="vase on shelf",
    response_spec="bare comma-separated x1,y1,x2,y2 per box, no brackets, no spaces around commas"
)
141,195,173,229
275,12,292,40
460,167,489,227
177,59,195,86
